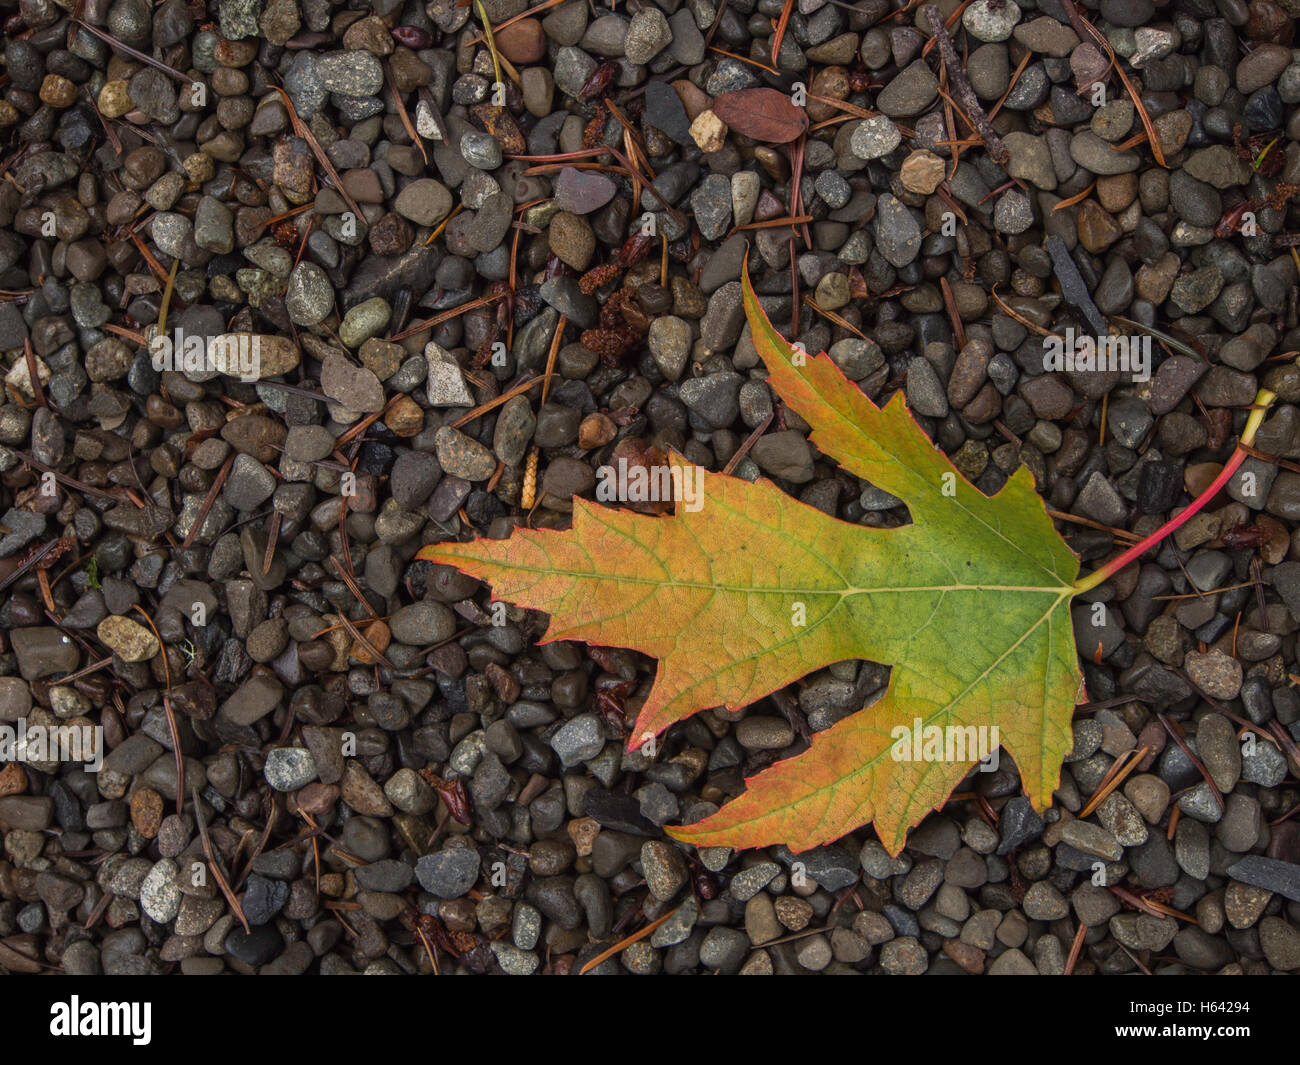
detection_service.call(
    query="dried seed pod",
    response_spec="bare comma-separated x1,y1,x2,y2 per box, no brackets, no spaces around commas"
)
521,448,538,509
578,263,621,295
578,61,617,102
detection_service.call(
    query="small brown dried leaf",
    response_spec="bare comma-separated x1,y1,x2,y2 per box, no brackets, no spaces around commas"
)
711,88,808,145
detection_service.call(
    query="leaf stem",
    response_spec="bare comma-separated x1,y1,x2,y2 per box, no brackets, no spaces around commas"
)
1071,389,1276,595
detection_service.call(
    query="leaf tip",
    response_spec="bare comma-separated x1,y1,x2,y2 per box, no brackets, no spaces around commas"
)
414,543,443,563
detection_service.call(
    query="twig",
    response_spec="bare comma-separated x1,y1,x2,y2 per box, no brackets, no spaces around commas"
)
922,5,1008,166
722,411,774,476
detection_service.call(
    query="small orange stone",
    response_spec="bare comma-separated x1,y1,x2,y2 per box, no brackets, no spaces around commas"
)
384,393,424,437
578,412,617,449
943,939,985,974
899,149,947,195
567,816,600,857
130,787,164,838
351,619,391,664
0,761,27,797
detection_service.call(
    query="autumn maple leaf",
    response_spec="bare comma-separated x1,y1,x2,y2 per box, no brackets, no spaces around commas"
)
419,262,1084,854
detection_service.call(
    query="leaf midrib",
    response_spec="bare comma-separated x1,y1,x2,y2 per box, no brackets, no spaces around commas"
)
449,553,1069,597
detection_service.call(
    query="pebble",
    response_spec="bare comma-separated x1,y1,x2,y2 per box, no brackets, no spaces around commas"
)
548,212,596,270
224,924,283,966
316,51,383,96
322,353,385,414
625,8,672,65
435,426,497,481
425,342,474,407
553,168,616,215
339,299,391,349
1184,650,1243,700
899,150,946,194
264,747,317,791
850,116,902,161
415,847,481,899
551,713,605,767
876,61,938,118
873,194,922,267
648,317,692,382
140,860,182,924
389,601,456,645
641,840,687,901
285,263,334,326
963,0,1020,42
394,179,454,226
96,616,159,663
1060,820,1123,861
1070,131,1140,175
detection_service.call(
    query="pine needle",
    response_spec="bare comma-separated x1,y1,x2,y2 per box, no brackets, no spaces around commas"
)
1052,182,1096,212
474,0,504,90
579,907,679,974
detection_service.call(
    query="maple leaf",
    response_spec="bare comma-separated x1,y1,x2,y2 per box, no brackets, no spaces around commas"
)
419,263,1084,854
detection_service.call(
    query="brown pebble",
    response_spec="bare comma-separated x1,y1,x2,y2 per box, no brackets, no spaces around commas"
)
578,412,617,449
130,787,164,838
899,150,947,195
384,394,424,437
350,619,392,665
548,211,596,271
294,782,339,817
39,74,77,108
567,816,600,856
0,762,26,797
943,939,985,974
368,212,413,256
341,168,384,204
495,18,546,64
1076,199,1121,253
